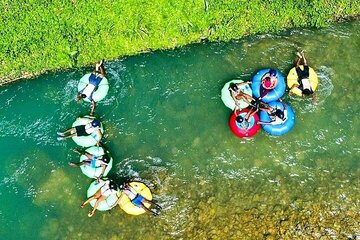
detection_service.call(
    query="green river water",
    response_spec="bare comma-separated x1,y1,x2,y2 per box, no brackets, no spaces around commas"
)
0,21,359,240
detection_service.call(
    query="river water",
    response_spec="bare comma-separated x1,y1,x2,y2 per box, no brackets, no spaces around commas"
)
0,21,359,240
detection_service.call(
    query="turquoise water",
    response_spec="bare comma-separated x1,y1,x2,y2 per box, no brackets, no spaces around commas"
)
0,21,359,239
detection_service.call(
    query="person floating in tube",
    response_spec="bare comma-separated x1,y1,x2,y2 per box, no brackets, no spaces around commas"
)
289,51,317,101
118,182,162,216
228,82,254,112
81,179,118,217
77,59,106,115
257,99,288,125
68,148,111,180
260,68,278,98
57,117,102,146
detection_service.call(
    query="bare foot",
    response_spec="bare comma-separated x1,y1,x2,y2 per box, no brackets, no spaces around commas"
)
68,162,77,167
80,202,86,208
88,211,95,217
296,52,302,58
72,149,81,154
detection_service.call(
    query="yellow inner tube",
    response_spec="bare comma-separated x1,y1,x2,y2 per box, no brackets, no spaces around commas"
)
118,181,153,215
287,65,319,96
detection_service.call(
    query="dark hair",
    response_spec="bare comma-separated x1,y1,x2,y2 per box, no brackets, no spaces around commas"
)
91,119,100,127
269,69,277,76
81,94,87,98
109,181,118,190
236,115,244,123
229,83,239,92
275,109,284,119
102,153,110,163
302,89,313,96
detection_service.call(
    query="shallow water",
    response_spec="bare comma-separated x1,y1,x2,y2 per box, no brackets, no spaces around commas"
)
0,21,359,240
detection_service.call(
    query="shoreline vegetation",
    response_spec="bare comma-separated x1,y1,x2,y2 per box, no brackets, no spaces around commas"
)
0,0,359,85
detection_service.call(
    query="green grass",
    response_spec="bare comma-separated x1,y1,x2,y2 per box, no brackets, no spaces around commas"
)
0,0,359,83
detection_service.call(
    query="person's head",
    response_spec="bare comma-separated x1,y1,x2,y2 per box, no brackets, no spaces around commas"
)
109,180,118,190
102,152,111,163
91,119,100,128
262,77,272,88
269,69,277,77
302,88,313,96
229,83,239,92
236,115,244,123
275,109,285,120
76,93,87,101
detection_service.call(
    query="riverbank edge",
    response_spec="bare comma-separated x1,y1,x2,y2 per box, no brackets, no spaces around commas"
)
0,11,359,86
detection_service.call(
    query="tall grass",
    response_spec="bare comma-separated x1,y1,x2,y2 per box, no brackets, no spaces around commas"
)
0,0,359,83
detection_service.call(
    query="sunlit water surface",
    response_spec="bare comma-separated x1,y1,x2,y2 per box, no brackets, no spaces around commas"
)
0,21,359,239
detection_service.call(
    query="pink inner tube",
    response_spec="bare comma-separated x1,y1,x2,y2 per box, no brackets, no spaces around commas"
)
229,109,260,138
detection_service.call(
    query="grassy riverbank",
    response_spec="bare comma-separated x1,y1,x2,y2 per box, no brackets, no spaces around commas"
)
0,0,359,84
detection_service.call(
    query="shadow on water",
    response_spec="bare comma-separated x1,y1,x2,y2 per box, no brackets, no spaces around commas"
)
0,21,359,239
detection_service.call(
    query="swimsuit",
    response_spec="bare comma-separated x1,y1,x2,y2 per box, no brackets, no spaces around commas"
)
75,123,94,137
79,73,103,101
88,73,103,86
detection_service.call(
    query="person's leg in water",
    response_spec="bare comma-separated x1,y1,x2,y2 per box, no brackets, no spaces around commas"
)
140,202,160,216
296,52,302,68
81,189,102,208
68,160,91,167
245,108,258,124
142,198,162,210
300,50,307,66
57,127,75,136
57,128,77,140
88,195,107,217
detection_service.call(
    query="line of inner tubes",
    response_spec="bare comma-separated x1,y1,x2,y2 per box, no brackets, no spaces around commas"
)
56,60,161,217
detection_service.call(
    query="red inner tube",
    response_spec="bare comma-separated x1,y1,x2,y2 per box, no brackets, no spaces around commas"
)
229,109,260,138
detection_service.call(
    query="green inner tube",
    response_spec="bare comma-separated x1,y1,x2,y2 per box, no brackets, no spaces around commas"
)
71,115,104,147
77,73,109,102
221,80,252,110
79,146,113,179
87,180,120,211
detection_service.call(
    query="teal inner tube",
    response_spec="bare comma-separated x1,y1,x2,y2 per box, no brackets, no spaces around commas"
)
71,115,104,147
79,146,113,179
87,180,120,211
221,79,252,110
77,73,109,102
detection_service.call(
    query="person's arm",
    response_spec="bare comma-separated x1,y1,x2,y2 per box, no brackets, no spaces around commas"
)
96,129,102,146
311,92,317,104
229,90,242,110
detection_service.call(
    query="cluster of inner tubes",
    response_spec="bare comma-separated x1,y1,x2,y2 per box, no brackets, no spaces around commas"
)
221,63,318,138
57,61,160,217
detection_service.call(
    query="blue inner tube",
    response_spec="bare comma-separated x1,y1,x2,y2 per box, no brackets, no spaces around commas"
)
251,68,286,103
259,101,295,136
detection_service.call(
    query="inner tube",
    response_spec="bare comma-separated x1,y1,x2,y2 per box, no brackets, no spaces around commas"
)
71,115,104,147
79,146,113,179
287,65,318,96
221,79,252,110
229,108,260,138
259,101,295,136
77,73,109,102
251,68,286,103
118,181,153,215
87,180,120,211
